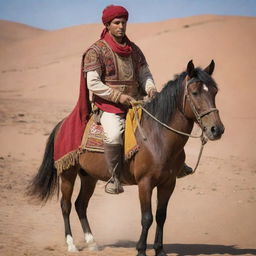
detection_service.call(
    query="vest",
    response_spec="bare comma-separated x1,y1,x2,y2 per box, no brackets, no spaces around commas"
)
83,40,147,113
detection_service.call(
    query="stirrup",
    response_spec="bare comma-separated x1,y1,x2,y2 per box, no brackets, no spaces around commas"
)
105,177,124,194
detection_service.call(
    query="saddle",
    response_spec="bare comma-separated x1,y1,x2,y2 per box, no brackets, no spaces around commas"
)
80,107,142,160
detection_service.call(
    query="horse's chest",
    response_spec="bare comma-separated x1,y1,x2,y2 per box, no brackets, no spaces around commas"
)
150,167,171,183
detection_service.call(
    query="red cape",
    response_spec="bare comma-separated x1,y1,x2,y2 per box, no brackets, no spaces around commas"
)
54,54,91,168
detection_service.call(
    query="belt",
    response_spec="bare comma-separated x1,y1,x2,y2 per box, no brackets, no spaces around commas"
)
105,80,139,94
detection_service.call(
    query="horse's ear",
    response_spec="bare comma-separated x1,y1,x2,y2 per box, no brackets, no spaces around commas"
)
204,60,215,75
187,60,195,78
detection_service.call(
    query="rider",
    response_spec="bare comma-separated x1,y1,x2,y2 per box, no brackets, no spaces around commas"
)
83,5,192,194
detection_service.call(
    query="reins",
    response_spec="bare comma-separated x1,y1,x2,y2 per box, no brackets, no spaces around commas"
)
131,77,219,174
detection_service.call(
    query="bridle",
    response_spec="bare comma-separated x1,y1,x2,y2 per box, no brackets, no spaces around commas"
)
182,77,219,130
131,76,219,173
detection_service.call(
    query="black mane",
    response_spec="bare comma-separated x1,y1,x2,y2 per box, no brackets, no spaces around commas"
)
144,68,217,126
144,72,186,125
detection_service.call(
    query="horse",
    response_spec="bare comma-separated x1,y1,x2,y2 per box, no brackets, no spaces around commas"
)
27,60,224,256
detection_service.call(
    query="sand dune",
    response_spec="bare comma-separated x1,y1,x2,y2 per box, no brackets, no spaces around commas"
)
0,15,255,256
0,20,46,48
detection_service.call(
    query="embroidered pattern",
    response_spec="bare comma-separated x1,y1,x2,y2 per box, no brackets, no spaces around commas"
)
116,55,134,80
83,49,101,72
83,40,147,80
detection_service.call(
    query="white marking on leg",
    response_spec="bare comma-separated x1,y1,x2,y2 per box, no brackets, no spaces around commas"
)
85,232,94,243
203,84,209,92
85,232,99,251
66,234,78,252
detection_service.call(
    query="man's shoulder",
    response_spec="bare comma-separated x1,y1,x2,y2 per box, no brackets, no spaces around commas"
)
130,42,145,58
93,39,107,48
83,40,105,71
128,41,141,51
130,41,139,49
89,40,108,51
129,41,147,66
83,40,109,56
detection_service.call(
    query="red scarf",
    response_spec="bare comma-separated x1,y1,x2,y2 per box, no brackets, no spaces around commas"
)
101,28,132,57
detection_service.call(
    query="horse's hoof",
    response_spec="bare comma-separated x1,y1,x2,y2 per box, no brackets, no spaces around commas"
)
68,244,78,252
66,235,78,252
85,232,99,251
137,253,147,256
155,250,167,256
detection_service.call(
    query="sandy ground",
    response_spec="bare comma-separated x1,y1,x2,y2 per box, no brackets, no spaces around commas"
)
0,15,256,256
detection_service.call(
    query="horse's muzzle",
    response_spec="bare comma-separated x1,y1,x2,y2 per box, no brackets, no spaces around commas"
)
204,123,225,140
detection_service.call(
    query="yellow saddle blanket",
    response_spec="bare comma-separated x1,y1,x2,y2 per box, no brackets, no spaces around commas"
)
80,107,142,160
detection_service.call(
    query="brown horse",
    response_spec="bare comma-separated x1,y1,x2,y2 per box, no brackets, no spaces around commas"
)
28,60,224,256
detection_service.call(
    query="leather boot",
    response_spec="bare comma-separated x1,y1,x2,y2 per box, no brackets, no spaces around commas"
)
177,163,193,178
104,143,124,194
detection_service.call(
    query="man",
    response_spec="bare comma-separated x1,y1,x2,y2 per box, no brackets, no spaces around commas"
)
83,5,157,194
83,5,192,194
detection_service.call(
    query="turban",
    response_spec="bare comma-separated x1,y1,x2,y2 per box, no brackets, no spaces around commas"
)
102,5,129,25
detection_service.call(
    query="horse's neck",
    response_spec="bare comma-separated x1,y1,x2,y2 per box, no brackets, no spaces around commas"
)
141,109,194,163
165,110,194,147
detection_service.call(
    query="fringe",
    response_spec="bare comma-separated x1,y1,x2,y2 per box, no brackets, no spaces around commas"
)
125,145,140,161
54,150,79,175
54,144,139,175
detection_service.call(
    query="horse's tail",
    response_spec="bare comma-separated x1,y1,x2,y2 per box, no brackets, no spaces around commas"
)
26,121,62,204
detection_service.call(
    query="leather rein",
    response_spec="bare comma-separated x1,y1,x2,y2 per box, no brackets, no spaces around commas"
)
132,77,219,173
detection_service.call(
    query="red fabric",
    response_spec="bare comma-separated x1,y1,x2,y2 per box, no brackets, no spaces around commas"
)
54,58,91,161
94,95,127,114
102,5,128,25
101,30,132,57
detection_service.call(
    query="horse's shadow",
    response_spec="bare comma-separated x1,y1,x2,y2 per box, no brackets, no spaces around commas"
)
104,241,256,255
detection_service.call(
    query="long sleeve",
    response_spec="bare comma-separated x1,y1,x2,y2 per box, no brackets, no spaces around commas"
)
86,70,121,103
138,65,157,94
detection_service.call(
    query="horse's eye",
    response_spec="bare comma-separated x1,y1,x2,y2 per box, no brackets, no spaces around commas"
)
192,91,198,96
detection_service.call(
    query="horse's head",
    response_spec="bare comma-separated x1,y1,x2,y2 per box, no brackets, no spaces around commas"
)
183,60,224,140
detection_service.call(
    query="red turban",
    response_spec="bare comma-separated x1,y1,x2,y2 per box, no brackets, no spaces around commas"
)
102,5,129,25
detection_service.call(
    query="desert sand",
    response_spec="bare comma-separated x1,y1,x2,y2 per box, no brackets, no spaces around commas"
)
0,15,255,256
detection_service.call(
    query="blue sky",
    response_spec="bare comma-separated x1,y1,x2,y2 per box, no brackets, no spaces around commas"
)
0,0,255,30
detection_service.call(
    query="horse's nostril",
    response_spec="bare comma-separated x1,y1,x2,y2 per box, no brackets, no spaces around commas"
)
211,125,224,137
211,126,218,136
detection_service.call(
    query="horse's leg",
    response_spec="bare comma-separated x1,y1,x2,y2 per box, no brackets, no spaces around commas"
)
60,167,78,252
75,169,98,251
153,178,176,256
136,179,154,256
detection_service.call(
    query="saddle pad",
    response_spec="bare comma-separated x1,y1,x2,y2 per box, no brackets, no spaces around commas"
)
80,116,104,153
80,107,142,159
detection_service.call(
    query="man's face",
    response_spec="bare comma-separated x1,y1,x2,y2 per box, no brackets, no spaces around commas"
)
106,17,127,40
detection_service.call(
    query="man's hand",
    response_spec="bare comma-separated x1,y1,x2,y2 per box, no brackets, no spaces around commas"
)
119,94,133,106
148,89,158,99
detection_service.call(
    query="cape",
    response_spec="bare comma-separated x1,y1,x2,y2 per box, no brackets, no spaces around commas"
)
54,53,91,174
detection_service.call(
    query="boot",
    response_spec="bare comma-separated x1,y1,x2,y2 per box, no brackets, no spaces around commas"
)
177,163,193,178
104,143,124,194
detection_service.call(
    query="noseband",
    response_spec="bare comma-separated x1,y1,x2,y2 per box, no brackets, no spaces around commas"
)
183,77,219,129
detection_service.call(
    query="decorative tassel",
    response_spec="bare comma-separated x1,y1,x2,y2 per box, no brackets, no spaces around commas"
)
54,150,79,175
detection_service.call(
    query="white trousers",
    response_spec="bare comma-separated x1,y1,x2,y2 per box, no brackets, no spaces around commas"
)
100,112,125,145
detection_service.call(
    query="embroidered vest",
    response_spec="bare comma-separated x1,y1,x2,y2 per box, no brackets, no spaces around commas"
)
83,40,147,98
